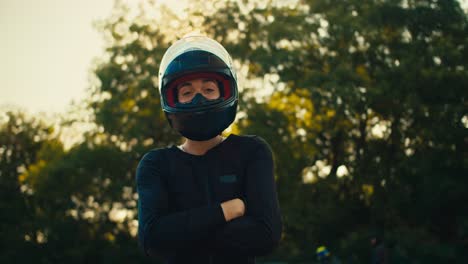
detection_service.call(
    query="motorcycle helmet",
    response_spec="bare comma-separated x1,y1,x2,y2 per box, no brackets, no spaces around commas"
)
158,35,238,141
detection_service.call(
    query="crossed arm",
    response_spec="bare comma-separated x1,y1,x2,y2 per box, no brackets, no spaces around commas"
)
136,141,282,257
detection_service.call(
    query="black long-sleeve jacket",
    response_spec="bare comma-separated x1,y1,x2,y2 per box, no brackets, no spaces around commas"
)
136,134,282,263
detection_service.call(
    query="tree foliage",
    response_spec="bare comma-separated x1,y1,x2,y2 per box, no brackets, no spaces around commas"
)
1,0,466,263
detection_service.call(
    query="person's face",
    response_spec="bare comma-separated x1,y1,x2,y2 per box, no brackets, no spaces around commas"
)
177,78,220,104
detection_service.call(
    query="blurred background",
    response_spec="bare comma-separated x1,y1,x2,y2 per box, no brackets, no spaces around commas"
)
1,0,467,263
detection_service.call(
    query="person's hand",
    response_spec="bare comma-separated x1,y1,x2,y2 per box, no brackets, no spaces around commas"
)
220,198,245,222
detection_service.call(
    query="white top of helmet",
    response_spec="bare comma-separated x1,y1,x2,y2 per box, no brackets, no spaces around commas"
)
158,35,235,92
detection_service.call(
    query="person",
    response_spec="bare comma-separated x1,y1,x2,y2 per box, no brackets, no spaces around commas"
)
316,245,331,263
316,245,341,264
136,35,282,264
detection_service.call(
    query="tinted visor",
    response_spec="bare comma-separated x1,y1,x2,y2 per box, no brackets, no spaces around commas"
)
164,50,227,76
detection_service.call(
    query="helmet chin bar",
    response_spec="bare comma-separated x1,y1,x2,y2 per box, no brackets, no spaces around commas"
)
166,101,237,141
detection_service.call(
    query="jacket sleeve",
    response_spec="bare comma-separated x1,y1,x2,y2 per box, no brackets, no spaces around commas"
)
136,150,226,257
214,137,282,255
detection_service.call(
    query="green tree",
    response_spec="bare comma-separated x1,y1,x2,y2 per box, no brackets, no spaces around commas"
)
0,110,57,262
202,0,467,261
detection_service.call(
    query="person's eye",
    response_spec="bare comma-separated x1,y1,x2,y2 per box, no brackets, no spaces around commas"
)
178,88,192,97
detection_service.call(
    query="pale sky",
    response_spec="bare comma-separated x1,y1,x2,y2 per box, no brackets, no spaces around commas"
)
1,0,467,115
1,0,111,113
0,0,184,114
